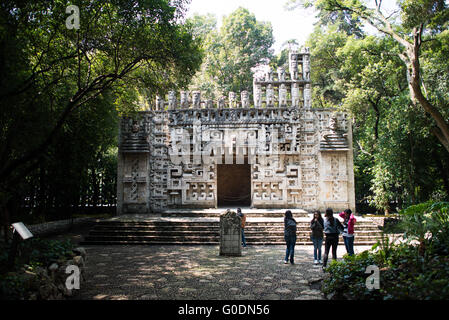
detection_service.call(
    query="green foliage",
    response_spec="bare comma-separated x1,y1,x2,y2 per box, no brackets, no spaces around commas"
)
323,201,449,299
188,8,274,99
400,201,449,255
187,13,217,41
0,238,74,272
323,251,382,299
286,0,365,37
0,238,74,299
301,1,449,212
23,238,74,267
0,0,202,222
399,0,449,31
0,272,28,300
306,25,348,108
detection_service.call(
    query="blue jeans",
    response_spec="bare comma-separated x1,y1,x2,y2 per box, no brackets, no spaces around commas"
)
284,236,296,263
311,237,323,260
242,229,246,246
343,236,354,256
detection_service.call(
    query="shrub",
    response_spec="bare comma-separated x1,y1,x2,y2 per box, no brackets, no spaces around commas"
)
0,238,74,299
323,251,382,300
323,201,449,300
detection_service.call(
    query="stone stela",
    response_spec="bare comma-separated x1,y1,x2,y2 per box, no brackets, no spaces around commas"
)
117,46,356,214
219,209,242,256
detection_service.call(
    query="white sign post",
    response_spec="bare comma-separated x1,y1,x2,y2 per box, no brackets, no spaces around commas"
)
8,222,34,270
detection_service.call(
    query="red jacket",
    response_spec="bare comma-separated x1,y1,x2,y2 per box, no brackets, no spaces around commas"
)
339,212,356,234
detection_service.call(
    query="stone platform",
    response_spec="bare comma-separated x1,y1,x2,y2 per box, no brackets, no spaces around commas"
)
158,207,309,218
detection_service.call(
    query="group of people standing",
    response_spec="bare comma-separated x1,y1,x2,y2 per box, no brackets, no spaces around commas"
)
284,208,356,269
236,207,357,270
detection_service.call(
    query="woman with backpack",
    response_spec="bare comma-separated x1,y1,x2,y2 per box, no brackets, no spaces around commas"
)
310,210,324,265
322,208,344,270
339,209,356,256
283,210,297,265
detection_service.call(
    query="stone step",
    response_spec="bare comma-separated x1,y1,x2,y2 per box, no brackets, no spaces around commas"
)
92,224,380,232
80,240,378,246
88,230,382,237
94,221,379,228
82,217,383,246
83,235,381,243
79,240,219,245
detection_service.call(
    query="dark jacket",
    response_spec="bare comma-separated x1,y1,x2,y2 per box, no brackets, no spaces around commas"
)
310,219,324,239
323,217,343,235
284,218,297,239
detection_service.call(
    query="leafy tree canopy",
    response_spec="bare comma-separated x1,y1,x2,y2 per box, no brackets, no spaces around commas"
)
187,7,274,99
0,0,202,217
291,0,449,211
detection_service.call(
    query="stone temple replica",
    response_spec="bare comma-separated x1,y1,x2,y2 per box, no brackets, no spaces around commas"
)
117,47,355,214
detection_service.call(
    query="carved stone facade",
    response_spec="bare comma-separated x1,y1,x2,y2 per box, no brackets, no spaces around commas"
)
117,48,355,214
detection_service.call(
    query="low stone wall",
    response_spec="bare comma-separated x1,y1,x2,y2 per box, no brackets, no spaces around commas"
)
27,217,98,237
363,215,401,228
363,216,386,228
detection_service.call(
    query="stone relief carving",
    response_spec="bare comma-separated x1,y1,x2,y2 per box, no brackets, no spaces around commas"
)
168,91,177,110
277,67,286,81
192,91,201,108
180,91,189,109
130,158,139,201
279,84,287,107
289,50,299,80
254,82,262,108
303,49,310,80
118,44,354,213
266,84,274,107
304,84,311,109
156,95,164,111
291,83,301,108
265,69,273,81
206,99,214,109
228,92,236,108
320,113,349,151
241,90,250,108
218,96,226,108
132,120,139,133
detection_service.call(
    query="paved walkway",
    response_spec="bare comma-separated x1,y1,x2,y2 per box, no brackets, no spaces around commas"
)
73,244,371,300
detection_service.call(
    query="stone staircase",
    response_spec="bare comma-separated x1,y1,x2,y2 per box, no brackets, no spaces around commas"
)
80,216,383,246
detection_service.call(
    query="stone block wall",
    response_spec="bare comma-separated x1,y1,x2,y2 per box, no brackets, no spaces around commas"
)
117,108,355,213
116,46,356,214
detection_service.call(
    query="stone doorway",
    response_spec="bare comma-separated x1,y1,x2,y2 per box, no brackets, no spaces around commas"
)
217,164,251,207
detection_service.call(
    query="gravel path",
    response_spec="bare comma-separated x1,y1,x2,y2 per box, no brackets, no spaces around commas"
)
72,244,371,300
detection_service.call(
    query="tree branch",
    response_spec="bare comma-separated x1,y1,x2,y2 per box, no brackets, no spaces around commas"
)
357,140,373,157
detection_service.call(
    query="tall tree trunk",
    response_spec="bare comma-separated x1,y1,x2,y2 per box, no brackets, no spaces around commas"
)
407,29,449,152
320,2,449,152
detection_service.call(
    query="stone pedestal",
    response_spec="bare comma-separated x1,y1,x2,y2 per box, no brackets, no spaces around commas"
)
219,209,242,256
